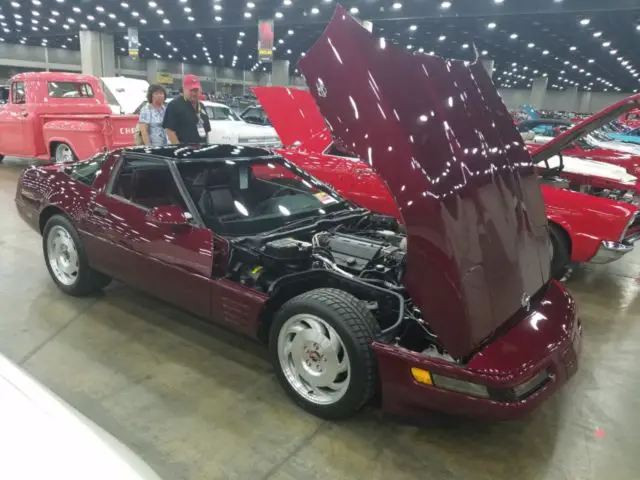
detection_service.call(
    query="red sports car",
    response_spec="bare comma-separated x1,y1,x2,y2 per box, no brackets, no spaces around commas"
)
16,6,581,421
254,86,640,281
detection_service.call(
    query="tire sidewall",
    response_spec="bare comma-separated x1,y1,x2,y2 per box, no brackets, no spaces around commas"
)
269,292,376,420
42,215,89,295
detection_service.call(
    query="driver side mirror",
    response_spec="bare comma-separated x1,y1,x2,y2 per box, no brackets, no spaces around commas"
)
145,205,191,229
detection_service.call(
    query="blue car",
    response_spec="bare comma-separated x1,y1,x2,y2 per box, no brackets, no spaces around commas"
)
607,127,640,145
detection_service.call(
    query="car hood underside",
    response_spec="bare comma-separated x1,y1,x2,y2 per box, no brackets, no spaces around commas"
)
298,6,552,358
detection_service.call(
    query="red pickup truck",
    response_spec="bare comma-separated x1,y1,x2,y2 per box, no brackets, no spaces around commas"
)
0,72,139,164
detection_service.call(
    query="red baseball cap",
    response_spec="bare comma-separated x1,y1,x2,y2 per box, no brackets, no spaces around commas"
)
183,74,202,91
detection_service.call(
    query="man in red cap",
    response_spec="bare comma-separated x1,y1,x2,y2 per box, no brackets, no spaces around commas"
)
163,74,211,144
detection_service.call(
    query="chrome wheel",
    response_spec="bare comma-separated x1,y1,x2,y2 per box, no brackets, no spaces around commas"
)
46,225,79,286
277,313,351,406
55,144,73,164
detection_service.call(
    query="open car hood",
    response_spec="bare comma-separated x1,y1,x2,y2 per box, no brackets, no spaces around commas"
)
531,94,640,163
252,86,329,147
299,6,551,358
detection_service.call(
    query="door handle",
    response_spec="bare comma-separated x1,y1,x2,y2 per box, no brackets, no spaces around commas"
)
19,111,28,118
91,206,108,217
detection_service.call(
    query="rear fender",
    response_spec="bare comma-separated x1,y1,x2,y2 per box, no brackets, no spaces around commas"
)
43,120,106,160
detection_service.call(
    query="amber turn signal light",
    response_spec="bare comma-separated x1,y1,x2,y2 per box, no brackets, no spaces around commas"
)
411,367,433,385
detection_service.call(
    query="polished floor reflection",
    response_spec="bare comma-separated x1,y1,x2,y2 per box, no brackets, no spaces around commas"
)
2,158,639,479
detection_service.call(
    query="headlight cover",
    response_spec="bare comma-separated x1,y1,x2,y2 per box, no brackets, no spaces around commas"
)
431,373,490,399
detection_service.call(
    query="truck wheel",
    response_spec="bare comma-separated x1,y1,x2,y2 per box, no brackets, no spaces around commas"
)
54,143,76,164
0,155,4,164
550,224,570,280
43,214,111,296
269,288,380,420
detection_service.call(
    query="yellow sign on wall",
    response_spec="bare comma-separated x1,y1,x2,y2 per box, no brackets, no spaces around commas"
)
156,71,173,85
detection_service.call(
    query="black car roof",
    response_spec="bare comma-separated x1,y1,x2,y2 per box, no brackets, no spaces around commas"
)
122,144,277,162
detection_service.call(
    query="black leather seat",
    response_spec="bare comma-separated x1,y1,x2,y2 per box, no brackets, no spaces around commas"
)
198,168,238,217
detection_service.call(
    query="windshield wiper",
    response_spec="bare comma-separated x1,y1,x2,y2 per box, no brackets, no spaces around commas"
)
263,208,368,237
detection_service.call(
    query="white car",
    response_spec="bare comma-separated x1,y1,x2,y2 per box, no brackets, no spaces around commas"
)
0,353,163,480
101,76,151,115
201,100,281,148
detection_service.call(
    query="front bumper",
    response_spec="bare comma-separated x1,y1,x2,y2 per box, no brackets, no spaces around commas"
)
590,240,634,264
372,281,581,421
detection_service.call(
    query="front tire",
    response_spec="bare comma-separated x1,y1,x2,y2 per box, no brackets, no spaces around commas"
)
43,215,111,296
54,143,76,164
269,288,381,420
550,224,570,280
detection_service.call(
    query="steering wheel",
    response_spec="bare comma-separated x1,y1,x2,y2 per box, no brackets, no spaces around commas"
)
269,186,295,199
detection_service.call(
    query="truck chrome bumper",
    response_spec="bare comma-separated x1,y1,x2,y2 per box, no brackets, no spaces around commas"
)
590,240,634,264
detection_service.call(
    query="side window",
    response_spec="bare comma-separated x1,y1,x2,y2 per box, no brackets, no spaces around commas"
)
68,154,107,186
243,108,262,124
12,82,25,104
110,157,185,210
259,109,270,125
48,82,95,98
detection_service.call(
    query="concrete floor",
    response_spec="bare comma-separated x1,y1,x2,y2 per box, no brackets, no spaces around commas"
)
2,158,640,480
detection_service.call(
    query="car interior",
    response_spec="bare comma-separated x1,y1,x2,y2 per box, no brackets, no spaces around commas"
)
111,159,186,210
178,161,343,235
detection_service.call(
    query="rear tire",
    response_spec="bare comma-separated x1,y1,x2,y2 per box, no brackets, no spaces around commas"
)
43,214,111,296
550,224,570,280
53,143,77,164
269,288,381,420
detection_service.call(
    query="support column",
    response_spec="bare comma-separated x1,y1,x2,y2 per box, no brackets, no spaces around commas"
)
481,59,495,79
79,30,115,77
565,86,579,112
529,76,548,109
579,91,592,114
146,59,160,83
271,59,290,86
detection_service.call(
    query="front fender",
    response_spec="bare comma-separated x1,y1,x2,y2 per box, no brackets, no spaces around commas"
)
541,185,637,262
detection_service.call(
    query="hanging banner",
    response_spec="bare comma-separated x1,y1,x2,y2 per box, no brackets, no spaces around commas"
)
258,19,274,63
128,27,139,59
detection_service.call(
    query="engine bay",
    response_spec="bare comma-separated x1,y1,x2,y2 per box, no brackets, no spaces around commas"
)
227,213,447,360
229,213,407,293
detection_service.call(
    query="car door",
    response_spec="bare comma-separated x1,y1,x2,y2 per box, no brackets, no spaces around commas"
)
0,81,31,156
83,155,214,319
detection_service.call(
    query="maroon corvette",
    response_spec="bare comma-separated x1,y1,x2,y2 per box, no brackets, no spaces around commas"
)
15,7,580,421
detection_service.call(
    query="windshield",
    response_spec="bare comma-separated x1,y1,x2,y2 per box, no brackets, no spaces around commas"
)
178,158,350,236
205,105,242,121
